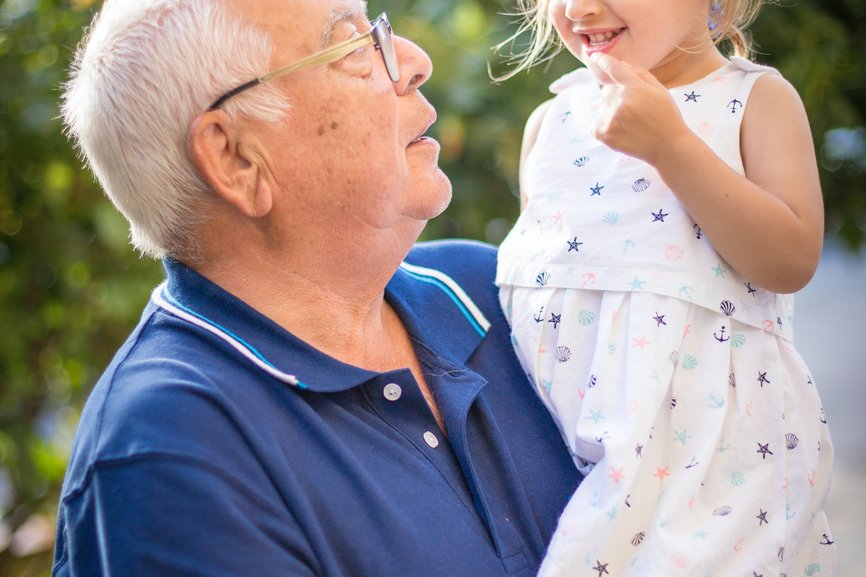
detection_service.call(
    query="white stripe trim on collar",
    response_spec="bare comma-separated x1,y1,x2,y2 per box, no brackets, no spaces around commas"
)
399,261,491,335
151,284,304,388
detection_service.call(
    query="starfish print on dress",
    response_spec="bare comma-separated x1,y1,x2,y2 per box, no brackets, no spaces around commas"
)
590,183,604,196
608,466,625,483
673,429,691,445
684,91,701,102
567,237,583,252
745,282,757,296
635,443,643,458
548,313,562,329
651,209,669,223
713,264,728,278
593,561,610,576
757,509,768,525
587,409,606,424
630,277,647,290
757,442,773,459
653,312,667,327
757,371,770,387
654,466,670,480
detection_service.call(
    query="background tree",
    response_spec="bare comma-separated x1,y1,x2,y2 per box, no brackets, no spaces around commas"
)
0,0,863,575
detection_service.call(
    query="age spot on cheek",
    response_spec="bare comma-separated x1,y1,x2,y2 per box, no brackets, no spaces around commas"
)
316,121,340,137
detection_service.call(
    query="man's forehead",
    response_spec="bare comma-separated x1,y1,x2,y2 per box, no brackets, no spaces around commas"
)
230,0,367,43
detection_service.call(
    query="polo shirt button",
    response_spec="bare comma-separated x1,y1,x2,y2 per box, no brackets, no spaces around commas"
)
383,383,402,401
423,431,439,448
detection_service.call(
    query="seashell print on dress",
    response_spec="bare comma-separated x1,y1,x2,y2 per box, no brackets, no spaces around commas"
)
632,178,651,192
720,300,736,316
555,346,572,363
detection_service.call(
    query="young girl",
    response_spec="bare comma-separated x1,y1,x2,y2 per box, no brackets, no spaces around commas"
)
495,0,838,575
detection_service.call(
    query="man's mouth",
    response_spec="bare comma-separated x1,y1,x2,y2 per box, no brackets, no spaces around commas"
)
409,110,437,147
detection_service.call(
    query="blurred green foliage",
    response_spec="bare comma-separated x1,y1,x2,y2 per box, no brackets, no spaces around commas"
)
0,0,864,575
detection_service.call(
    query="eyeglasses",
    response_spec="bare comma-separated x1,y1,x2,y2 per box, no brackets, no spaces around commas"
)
208,12,400,111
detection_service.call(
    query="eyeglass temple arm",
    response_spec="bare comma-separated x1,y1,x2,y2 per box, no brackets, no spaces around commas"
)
207,33,375,111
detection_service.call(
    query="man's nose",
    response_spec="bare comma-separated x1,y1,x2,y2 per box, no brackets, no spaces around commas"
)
391,35,432,94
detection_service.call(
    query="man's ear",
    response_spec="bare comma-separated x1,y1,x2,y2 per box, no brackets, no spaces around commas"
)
187,111,273,218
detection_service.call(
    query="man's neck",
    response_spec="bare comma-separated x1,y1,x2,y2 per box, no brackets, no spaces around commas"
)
189,235,412,368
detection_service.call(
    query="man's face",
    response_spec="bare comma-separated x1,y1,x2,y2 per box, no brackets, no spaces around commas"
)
231,0,451,242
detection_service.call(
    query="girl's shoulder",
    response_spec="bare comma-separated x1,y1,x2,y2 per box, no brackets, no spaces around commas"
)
726,56,781,78
548,67,596,95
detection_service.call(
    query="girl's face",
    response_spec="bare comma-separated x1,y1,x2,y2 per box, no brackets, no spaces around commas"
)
548,0,725,87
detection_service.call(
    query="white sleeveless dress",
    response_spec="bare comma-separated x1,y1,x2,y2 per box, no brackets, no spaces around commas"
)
497,58,837,577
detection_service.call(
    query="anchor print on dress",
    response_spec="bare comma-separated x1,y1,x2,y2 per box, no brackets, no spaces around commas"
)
728,98,744,113
533,306,545,323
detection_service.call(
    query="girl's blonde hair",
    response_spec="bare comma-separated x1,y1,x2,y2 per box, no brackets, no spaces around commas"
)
493,0,766,81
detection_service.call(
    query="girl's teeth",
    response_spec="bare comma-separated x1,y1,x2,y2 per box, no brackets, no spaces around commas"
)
586,30,621,45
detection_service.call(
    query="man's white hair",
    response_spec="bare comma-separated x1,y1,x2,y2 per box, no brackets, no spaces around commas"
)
62,0,290,259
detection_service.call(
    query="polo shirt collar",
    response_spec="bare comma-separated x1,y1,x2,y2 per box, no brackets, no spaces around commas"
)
155,259,489,394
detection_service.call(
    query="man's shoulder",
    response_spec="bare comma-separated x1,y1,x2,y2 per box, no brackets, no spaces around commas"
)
404,239,498,298
60,306,256,495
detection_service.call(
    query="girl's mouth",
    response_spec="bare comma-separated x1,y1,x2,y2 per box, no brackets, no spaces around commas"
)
582,28,625,48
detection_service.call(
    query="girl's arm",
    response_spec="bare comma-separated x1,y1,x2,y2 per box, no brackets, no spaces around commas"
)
591,54,824,293
519,98,553,209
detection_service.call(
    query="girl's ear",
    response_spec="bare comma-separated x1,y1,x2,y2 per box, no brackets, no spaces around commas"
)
187,111,273,218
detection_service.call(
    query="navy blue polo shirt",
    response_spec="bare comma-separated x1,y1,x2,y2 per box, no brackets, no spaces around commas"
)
52,240,580,577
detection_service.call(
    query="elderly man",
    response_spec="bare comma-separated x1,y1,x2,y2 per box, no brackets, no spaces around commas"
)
53,0,579,575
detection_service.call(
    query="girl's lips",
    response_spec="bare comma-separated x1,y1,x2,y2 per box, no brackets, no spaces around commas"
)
579,28,625,50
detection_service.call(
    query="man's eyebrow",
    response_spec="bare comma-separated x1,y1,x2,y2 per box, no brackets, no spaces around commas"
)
322,2,369,46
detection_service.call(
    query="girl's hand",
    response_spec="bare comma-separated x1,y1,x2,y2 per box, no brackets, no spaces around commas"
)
588,53,691,165
587,53,823,293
